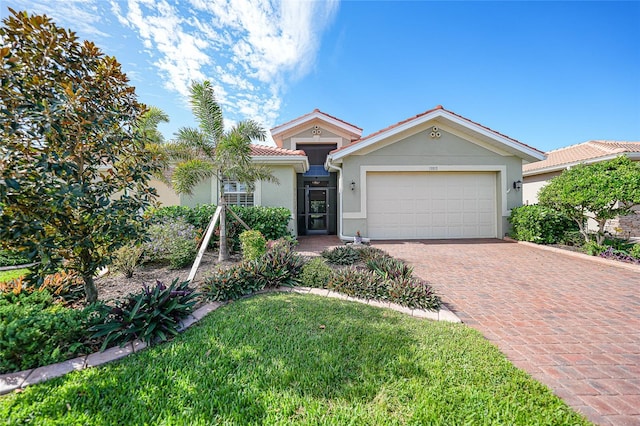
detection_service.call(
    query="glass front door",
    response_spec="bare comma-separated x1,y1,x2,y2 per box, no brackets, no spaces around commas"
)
306,187,328,234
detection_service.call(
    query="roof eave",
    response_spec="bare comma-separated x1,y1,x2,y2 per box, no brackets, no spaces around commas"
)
252,155,310,173
523,152,640,177
331,109,544,162
271,111,362,138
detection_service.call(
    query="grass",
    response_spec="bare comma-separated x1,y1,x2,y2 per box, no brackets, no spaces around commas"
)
0,293,591,425
0,269,27,284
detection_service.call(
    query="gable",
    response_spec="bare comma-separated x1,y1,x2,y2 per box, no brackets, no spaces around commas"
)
329,106,544,164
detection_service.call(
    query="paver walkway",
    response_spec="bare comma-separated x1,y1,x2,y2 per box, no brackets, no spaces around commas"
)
370,239,640,426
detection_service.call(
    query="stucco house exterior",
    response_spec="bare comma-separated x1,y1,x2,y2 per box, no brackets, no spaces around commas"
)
523,140,640,237
153,106,545,240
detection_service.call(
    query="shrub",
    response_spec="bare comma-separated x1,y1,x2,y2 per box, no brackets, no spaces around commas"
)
90,279,199,350
168,239,197,270
599,247,640,264
631,244,640,259
584,241,606,256
1,270,84,303
366,256,413,280
202,264,262,302
321,246,361,265
0,291,101,373
203,238,304,302
111,244,144,278
356,246,389,262
239,230,267,261
387,277,441,310
0,250,31,267
300,257,334,288
257,238,305,287
142,217,198,267
560,230,585,247
328,267,386,300
508,204,577,244
146,205,292,250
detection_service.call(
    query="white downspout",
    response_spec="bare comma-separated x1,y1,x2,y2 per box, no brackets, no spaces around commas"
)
326,156,370,244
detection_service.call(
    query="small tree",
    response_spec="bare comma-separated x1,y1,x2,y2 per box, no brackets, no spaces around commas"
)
538,156,640,245
165,80,277,261
0,9,161,302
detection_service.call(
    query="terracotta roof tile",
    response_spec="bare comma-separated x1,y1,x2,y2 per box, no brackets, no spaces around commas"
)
250,144,306,156
523,140,640,173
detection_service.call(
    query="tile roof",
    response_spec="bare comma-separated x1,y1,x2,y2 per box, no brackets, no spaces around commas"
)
331,105,543,155
250,144,306,156
270,108,362,135
523,140,640,173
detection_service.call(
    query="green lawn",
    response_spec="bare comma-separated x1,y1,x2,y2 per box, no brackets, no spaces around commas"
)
0,268,27,284
0,293,591,425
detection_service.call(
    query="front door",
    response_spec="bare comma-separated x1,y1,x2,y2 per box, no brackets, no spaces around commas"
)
306,187,328,234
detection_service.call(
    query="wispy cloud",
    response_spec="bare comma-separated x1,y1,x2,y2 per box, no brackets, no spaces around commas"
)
111,0,339,130
4,0,109,38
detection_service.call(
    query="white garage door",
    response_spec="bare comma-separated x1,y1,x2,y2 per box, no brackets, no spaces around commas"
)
367,172,497,239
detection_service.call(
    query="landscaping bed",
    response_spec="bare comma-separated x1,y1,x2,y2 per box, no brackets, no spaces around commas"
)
0,294,591,425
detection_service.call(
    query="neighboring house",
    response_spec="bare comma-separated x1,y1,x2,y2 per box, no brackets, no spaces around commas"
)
153,106,544,240
523,140,640,237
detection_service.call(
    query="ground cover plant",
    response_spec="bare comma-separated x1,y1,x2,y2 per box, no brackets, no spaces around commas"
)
317,246,442,311
0,294,591,425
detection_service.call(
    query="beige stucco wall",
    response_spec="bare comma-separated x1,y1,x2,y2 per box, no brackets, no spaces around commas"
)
281,123,351,151
338,127,524,239
522,171,562,205
255,165,298,235
149,177,181,207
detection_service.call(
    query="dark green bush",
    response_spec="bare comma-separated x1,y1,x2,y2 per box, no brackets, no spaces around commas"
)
355,246,389,262
239,230,267,261
0,291,100,373
321,246,361,265
583,241,607,256
203,239,304,301
328,267,386,300
387,277,441,310
300,257,334,288
508,204,577,244
90,279,199,350
366,256,413,280
0,249,31,267
142,217,198,267
146,205,292,250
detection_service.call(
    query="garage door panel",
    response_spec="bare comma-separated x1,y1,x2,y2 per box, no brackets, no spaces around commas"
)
367,172,497,239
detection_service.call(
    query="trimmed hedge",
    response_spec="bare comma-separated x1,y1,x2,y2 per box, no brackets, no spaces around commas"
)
146,205,292,250
508,204,577,244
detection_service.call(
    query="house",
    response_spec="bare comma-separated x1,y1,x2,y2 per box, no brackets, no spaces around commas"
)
153,106,544,240
523,140,640,237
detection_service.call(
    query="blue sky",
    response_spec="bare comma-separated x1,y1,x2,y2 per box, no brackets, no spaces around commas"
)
2,1,639,152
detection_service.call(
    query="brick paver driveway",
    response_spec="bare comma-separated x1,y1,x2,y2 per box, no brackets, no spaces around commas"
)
373,239,640,426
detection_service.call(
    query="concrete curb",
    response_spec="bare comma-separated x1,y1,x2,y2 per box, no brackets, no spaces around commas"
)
0,288,459,395
504,237,640,273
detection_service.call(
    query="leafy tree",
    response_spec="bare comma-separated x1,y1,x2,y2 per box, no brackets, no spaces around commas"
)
538,156,640,244
0,9,161,302
165,80,277,261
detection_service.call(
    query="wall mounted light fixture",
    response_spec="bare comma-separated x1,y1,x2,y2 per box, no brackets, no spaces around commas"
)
513,180,522,191
350,180,356,191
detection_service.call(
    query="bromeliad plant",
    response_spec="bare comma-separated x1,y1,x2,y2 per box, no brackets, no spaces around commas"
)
90,279,199,351
321,245,361,265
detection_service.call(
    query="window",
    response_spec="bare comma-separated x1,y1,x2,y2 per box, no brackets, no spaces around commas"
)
222,179,254,206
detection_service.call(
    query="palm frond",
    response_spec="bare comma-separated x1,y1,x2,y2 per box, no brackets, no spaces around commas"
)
137,106,169,144
231,119,267,142
171,159,216,195
190,81,224,142
173,127,216,158
162,140,199,162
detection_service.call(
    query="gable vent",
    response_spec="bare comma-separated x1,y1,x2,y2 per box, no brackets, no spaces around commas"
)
312,125,322,135
430,126,441,139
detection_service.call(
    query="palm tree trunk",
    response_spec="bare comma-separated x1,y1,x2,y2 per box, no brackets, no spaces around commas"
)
218,196,230,261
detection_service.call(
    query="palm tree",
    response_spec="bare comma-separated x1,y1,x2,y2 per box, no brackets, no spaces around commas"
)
166,81,276,261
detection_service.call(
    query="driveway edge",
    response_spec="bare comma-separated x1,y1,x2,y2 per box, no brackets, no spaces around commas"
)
504,237,640,272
